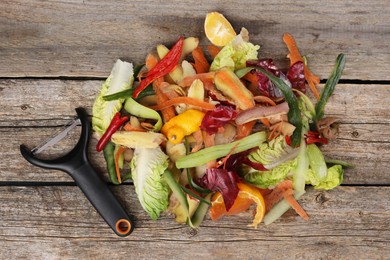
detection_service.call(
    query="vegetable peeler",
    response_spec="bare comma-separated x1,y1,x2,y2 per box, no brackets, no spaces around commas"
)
20,107,134,237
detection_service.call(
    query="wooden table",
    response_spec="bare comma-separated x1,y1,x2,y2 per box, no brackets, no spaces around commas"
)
1,1,389,259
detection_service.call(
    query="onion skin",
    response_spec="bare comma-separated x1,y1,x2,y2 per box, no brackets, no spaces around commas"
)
235,102,289,125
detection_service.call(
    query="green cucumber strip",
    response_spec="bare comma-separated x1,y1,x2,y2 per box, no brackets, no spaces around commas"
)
103,142,120,185
123,97,162,131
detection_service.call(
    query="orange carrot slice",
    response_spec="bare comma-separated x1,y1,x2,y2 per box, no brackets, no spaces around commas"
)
214,68,254,110
236,120,256,139
123,123,147,132
259,118,271,128
178,72,215,87
263,180,309,220
283,189,309,220
207,45,221,58
153,80,176,122
145,53,160,70
253,96,277,106
192,46,210,73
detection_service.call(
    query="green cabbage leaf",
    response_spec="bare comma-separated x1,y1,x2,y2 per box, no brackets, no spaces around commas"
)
92,59,134,136
130,147,169,220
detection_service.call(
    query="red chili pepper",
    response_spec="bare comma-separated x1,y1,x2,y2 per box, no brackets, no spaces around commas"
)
285,135,292,146
96,112,128,152
133,36,184,98
305,131,328,145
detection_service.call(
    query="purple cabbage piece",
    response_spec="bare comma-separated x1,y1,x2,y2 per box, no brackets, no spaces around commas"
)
196,168,240,211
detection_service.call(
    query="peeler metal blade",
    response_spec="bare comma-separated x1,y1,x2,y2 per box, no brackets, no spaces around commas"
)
31,118,81,156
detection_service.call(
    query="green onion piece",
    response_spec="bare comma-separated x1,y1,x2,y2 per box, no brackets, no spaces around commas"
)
176,131,267,169
190,193,211,228
103,84,155,101
121,171,132,182
315,54,346,121
325,159,354,168
183,138,212,194
181,186,211,205
254,67,303,147
103,141,120,185
163,169,194,228
123,97,162,131
103,88,132,101
186,170,211,194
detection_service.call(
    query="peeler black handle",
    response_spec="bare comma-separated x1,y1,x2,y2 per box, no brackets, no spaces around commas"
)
70,162,133,236
20,107,133,236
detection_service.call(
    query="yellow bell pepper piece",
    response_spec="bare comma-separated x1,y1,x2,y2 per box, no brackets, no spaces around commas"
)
161,109,205,144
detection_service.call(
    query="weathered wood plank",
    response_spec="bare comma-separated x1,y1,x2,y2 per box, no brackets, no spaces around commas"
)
1,0,389,80
0,79,100,125
1,80,389,125
3,123,389,184
0,186,389,259
1,80,389,183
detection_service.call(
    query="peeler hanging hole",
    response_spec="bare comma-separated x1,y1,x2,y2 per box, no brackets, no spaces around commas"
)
115,219,132,235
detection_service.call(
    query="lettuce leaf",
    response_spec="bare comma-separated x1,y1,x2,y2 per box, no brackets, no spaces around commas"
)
306,164,344,190
243,159,296,189
92,59,134,136
248,135,297,167
210,28,260,72
130,147,169,220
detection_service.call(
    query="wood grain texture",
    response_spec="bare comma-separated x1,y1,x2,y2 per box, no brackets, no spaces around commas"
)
1,0,389,79
1,79,389,125
0,186,389,259
3,122,389,184
1,1,390,258
1,79,389,183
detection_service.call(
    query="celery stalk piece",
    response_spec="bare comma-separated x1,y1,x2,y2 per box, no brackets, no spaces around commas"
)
163,170,194,228
190,193,211,228
176,131,267,169
293,137,308,193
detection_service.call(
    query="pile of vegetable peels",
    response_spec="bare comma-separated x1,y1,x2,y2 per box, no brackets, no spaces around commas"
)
91,12,347,228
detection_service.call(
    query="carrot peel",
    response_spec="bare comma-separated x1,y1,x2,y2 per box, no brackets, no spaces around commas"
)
283,33,320,99
192,46,210,73
114,146,127,184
